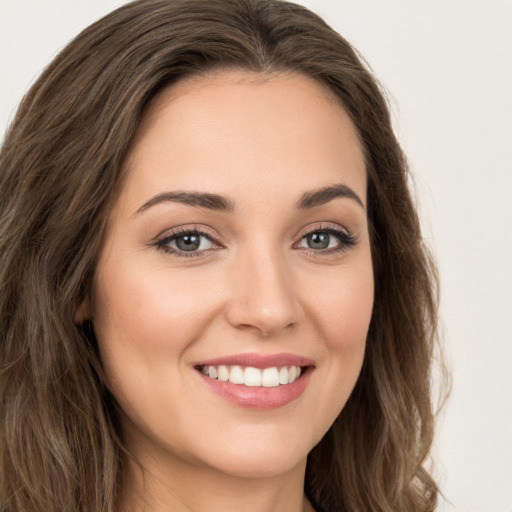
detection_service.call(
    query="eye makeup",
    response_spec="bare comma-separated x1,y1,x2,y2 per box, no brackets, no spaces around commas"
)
294,224,357,258
154,226,222,258
153,221,358,259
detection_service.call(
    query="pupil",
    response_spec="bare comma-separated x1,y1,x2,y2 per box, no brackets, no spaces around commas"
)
176,234,200,251
308,232,329,249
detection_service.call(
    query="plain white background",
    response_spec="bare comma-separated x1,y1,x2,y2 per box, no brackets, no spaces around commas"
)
1,1,511,511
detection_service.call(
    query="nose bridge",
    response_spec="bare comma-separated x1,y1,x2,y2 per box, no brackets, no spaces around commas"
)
225,238,301,337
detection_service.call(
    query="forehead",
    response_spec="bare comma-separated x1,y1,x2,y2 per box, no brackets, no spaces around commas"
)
139,69,346,133
119,69,366,213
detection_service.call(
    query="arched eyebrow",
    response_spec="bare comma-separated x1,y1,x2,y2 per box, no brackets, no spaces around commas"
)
135,191,235,214
134,183,364,215
295,184,365,210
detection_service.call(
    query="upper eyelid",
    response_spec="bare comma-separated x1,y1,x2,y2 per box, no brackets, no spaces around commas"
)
155,225,220,243
295,221,352,239
297,225,356,244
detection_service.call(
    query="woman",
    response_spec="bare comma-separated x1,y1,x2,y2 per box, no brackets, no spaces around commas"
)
0,1,442,511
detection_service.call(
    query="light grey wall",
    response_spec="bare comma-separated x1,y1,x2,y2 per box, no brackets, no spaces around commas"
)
1,1,511,510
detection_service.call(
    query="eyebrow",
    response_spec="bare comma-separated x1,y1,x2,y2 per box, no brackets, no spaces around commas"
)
134,183,364,215
295,184,365,210
135,191,235,214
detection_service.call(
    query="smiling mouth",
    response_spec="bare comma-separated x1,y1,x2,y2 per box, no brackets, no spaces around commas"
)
195,364,311,387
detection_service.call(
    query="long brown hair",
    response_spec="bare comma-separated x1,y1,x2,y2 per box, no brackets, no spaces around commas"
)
0,1,443,510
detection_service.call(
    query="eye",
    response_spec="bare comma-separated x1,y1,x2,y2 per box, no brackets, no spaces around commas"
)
299,231,338,250
296,227,356,253
156,229,217,256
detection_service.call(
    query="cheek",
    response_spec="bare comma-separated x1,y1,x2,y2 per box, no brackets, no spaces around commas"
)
310,262,374,352
304,260,373,426
93,259,216,345
90,259,226,442
90,258,223,397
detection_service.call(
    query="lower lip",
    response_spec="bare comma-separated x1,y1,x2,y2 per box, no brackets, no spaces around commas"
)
197,368,313,410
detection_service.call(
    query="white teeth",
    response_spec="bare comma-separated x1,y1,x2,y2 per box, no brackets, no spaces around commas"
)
262,367,280,387
244,367,262,387
217,365,229,382
228,365,244,384
200,364,304,387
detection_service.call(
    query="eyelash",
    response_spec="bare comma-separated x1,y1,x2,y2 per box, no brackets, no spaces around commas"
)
154,227,219,258
295,225,357,257
154,224,357,258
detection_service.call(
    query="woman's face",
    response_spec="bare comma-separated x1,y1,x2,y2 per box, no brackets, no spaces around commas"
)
88,70,374,480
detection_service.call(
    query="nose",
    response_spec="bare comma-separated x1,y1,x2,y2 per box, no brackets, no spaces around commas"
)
224,247,302,338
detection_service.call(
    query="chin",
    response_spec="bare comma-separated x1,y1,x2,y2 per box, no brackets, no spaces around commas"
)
207,449,308,480
194,425,319,479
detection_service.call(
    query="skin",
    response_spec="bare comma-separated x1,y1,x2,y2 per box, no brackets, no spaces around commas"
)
81,70,374,512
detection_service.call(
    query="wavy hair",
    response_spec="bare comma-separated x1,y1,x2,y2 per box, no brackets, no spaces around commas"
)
0,1,443,510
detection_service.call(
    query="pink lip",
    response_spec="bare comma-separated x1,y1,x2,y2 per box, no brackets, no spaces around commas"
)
194,352,315,369
194,352,315,410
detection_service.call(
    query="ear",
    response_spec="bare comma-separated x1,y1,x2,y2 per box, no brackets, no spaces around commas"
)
74,294,92,325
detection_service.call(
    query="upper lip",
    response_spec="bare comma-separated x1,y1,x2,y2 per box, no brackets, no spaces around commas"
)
194,352,315,369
